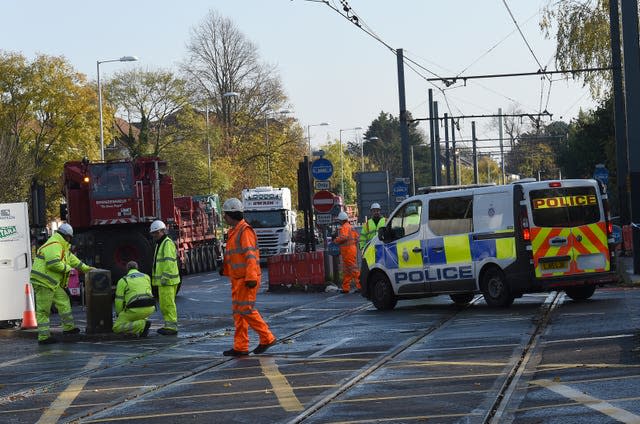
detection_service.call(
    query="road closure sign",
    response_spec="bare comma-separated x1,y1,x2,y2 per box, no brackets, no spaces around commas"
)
312,190,335,213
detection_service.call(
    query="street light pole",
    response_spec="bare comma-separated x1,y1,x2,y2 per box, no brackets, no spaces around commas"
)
97,56,138,161
339,126,362,200
307,122,329,157
362,136,378,173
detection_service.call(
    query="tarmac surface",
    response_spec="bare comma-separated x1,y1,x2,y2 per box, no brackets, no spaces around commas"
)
0,257,638,423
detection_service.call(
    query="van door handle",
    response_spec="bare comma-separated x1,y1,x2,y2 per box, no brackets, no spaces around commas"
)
412,247,422,253
549,237,567,246
432,247,444,253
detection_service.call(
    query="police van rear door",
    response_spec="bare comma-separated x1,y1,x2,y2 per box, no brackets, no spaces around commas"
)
526,180,610,278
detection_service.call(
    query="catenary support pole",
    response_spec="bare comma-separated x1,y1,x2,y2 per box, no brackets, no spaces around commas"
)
472,121,478,184
396,48,412,194
451,118,457,185
428,89,436,186
434,102,441,186
444,113,451,185
499,107,505,184
620,0,640,272
610,0,630,225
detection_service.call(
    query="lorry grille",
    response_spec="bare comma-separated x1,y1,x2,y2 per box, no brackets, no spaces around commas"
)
255,231,280,258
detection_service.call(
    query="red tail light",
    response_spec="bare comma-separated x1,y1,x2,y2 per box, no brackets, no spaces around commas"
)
519,204,530,241
603,198,612,235
523,227,531,241
548,181,562,188
607,221,613,235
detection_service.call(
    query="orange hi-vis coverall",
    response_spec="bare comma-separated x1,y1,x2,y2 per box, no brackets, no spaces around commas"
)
335,221,361,292
223,219,276,352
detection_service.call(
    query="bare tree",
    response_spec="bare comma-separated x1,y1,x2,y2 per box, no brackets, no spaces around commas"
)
181,10,286,126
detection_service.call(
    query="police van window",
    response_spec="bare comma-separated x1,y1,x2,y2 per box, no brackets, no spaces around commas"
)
428,196,473,236
529,186,600,228
389,201,422,238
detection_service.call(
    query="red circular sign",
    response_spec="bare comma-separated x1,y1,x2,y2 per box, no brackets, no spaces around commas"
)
312,190,335,213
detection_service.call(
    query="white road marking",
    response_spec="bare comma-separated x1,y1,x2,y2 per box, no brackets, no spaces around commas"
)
532,379,640,423
543,334,634,345
309,338,353,358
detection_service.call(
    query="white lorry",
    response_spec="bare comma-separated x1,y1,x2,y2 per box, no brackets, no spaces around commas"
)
241,187,297,262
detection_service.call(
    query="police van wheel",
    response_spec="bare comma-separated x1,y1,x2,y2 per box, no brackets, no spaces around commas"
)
371,274,397,310
481,267,513,307
450,293,474,305
564,285,596,301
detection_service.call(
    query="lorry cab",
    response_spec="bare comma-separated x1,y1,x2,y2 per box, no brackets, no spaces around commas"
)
360,179,617,310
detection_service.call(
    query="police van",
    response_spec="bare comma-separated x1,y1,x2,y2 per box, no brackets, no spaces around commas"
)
360,179,618,310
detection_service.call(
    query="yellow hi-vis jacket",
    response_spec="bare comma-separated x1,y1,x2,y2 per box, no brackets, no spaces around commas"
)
30,232,90,290
152,235,180,287
114,268,155,314
359,216,386,249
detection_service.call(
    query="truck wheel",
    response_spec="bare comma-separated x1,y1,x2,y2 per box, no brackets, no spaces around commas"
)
450,293,474,305
565,285,596,301
370,273,397,310
481,267,514,307
204,246,213,272
101,231,153,285
195,248,202,273
184,252,192,275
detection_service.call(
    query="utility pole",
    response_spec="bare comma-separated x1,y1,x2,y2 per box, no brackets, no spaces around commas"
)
428,89,436,186
498,107,505,184
434,101,441,186
396,48,411,194
444,113,451,185
451,118,458,185
472,121,478,184
621,0,640,273
610,0,630,225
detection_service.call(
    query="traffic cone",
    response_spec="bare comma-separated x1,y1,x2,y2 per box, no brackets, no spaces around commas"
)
21,283,37,330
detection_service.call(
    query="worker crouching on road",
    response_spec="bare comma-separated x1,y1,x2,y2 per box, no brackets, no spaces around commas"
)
221,198,277,357
359,202,386,249
30,223,93,345
150,220,180,336
334,211,361,294
113,261,155,337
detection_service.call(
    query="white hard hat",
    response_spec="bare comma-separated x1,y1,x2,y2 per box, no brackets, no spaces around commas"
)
58,223,74,237
370,202,381,210
149,220,166,233
337,211,349,221
223,198,243,212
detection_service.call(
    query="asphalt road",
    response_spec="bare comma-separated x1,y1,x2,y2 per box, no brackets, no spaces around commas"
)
0,272,639,424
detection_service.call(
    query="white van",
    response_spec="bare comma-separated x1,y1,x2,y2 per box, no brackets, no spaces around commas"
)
360,179,618,310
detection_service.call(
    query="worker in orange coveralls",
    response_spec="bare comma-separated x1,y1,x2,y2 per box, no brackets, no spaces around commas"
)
221,198,277,357
334,211,361,294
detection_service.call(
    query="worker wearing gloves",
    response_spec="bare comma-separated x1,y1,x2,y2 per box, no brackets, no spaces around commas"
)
359,202,386,249
334,211,361,293
150,220,180,335
221,198,277,357
112,261,155,337
30,223,92,345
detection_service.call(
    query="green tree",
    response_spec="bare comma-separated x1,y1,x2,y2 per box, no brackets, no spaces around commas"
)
317,140,359,204
0,52,98,215
356,111,429,187
541,0,612,99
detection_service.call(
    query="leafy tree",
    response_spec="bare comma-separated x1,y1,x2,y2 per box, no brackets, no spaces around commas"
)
0,52,98,216
317,140,359,204
104,68,193,157
541,0,612,99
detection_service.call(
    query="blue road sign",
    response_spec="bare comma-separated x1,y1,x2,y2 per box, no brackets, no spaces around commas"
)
593,164,608,187
327,242,341,256
392,181,409,197
311,158,334,181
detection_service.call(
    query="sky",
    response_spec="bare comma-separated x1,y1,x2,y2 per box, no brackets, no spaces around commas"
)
0,0,596,155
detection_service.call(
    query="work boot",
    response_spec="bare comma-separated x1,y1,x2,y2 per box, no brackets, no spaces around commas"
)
141,321,151,337
223,348,249,357
157,328,177,336
38,337,59,345
253,339,277,355
63,327,81,335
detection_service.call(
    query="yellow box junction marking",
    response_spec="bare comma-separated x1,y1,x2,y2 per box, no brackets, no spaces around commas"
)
37,355,105,424
259,357,304,412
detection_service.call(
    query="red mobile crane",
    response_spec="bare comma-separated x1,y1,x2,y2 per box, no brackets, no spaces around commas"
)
61,157,223,286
